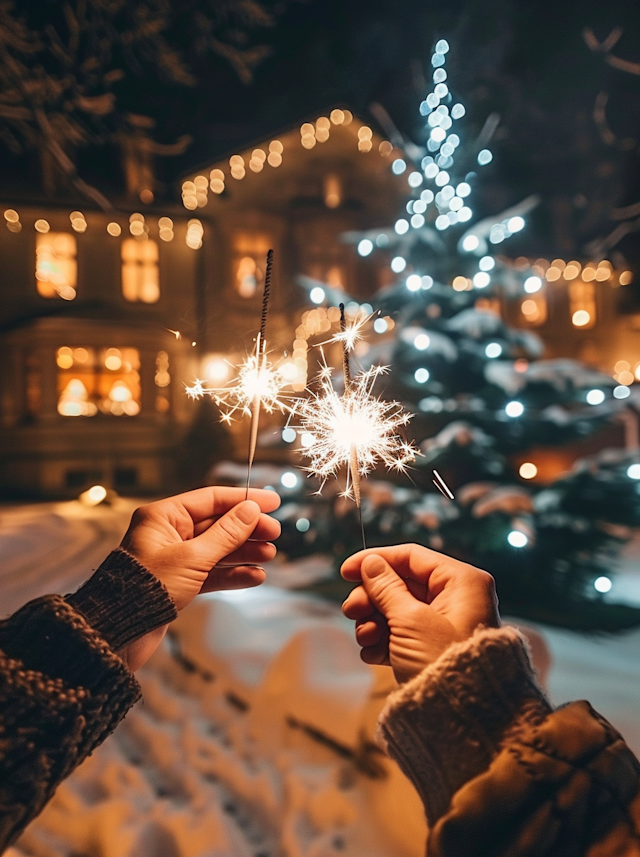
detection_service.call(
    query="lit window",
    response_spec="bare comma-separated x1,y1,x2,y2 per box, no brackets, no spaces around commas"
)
569,280,596,328
36,233,77,299
521,293,547,326
306,263,345,289
56,347,141,416
233,233,271,298
121,238,159,303
236,256,258,298
155,351,171,413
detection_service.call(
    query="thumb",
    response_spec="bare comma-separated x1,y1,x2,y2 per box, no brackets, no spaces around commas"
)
191,500,261,566
360,554,413,618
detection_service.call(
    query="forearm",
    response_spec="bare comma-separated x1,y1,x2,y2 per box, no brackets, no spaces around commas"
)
379,627,640,856
0,550,176,851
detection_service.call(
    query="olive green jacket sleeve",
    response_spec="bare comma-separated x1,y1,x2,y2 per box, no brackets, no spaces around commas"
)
0,549,177,853
379,627,640,856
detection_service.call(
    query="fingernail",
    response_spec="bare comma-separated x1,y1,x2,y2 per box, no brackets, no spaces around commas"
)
236,500,260,524
363,555,386,577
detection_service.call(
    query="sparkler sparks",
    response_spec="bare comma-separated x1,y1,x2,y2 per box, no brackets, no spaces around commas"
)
185,248,288,496
186,349,290,424
294,357,418,499
327,309,373,352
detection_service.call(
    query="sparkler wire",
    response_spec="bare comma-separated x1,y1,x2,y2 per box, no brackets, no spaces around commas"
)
245,249,274,497
340,303,366,549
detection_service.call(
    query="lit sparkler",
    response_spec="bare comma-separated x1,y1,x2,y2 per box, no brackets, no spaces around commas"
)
295,304,417,545
186,249,290,494
327,308,373,352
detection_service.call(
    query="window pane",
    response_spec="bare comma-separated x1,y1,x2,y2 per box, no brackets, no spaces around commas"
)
232,233,271,298
521,293,547,326
121,238,159,302
569,281,596,328
36,233,77,299
56,346,141,417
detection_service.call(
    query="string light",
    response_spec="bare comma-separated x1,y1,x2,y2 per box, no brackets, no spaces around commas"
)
519,462,537,479
210,168,225,193
158,216,174,242
70,211,87,233
186,219,203,249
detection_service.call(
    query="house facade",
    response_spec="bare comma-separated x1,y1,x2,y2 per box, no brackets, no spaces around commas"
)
0,204,199,497
1,106,638,498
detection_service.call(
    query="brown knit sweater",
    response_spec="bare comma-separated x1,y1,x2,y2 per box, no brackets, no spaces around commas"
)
379,627,640,856
0,549,177,853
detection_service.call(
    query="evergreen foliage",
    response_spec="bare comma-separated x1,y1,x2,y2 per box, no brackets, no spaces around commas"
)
280,40,640,630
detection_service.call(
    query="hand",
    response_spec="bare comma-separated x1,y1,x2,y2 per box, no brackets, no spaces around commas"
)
341,544,499,684
118,487,281,671
120,487,282,610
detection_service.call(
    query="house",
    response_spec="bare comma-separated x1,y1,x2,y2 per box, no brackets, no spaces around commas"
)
0,110,408,498
0,203,200,497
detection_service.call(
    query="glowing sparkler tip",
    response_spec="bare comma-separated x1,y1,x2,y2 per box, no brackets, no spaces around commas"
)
186,352,292,421
328,311,375,352
294,359,418,494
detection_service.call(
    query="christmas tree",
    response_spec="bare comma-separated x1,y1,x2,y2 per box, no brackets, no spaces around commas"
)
279,39,640,631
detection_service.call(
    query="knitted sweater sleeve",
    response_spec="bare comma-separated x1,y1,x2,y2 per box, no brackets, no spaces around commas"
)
379,626,640,857
0,548,177,852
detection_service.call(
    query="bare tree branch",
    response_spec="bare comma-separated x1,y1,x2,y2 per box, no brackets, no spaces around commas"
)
583,26,623,53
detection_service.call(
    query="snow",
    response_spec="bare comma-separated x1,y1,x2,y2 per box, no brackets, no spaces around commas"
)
0,499,136,617
445,308,504,338
5,500,640,855
13,582,426,857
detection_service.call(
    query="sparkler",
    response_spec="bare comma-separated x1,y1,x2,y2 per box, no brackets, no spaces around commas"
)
295,304,417,547
186,249,289,494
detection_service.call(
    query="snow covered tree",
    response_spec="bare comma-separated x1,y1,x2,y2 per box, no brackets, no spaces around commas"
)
281,39,640,631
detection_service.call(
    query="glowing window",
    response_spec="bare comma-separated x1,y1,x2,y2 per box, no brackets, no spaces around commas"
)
521,293,547,326
56,347,141,416
121,238,159,303
232,233,271,298
306,263,345,289
569,280,596,328
36,233,77,299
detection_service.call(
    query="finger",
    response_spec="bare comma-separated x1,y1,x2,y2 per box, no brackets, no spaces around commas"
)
154,487,282,526
342,584,376,620
341,544,433,581
341,543,475,587
360,638,391,667
359,554,415,619
217,541,277,566
200,565,267,592
193,513,281,542
189,500,263,567
355,615,386,648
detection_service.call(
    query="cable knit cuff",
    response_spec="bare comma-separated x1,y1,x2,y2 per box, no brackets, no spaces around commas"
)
378,626,552,825
0,595,141,696
66,548,177,653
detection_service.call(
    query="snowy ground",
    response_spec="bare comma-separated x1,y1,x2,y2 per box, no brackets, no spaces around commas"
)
3,500,640,855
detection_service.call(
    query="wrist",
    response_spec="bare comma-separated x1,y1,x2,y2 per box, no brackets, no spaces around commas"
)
66,549,178,653
379,626,551,825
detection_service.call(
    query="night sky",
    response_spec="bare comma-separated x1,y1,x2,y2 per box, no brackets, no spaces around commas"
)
3,0,640,267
